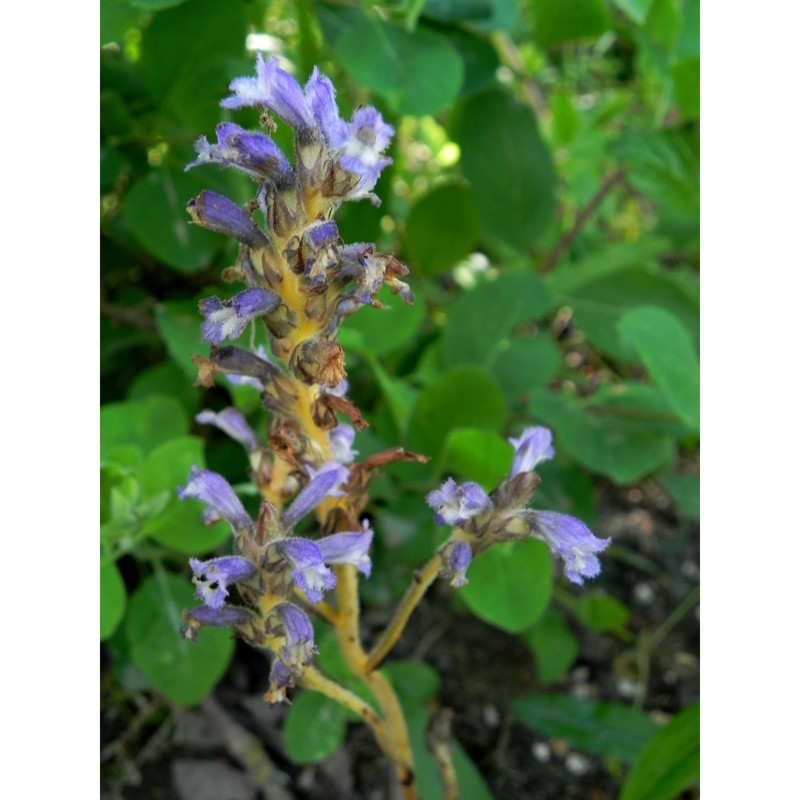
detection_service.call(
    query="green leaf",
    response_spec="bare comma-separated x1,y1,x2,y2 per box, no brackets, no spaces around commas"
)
100,558,127,640
442,428,513,488
610,0,656,25
531,0,612,48
620,703,699,800
510,694,659,762
340,284,425,356
139,0,247,131
617,306,699,431
128,362,200,415
124,167,226,273
284,691,349,763
660,472,700,520
125,573,235,706
461,540,552,633
442,273,554,368
531,390,674,484
452,89,555,250
101,0,144,46
383,661,442,705
403,183,480,275
559,268,699,363
523,607,579,684
421,0,494,23
140,436,204,499
492,335,562,400
154,300,204,379
446,28,501,96
130,0,188,9
336,15,463,116
573,592,631,632
142,499,231,554
407,367,507,469
101,396,188,461
671,56,700,120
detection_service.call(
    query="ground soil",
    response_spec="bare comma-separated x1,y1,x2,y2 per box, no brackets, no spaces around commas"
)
101,481,699,800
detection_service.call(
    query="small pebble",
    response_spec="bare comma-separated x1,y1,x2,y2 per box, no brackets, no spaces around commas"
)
633,582,656,605
532,742,551,762
616,676,642,700
566,753,591,776
482,705,501,728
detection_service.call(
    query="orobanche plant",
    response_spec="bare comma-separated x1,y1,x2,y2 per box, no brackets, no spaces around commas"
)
178,55,610,799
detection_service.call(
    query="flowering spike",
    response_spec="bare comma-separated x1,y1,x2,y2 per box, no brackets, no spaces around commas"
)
317,525,374,577
281,461,350,527
187,190,269,248
177,467,252,534
426,478,491,526
195,407,260,453
534,511,611,585
508,427,555,478
189,556,258,609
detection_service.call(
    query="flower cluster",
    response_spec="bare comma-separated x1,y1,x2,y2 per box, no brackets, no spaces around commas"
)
177,55,409,698
426,426,610,586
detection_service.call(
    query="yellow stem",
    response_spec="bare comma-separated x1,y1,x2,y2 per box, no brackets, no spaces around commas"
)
365,554,443,671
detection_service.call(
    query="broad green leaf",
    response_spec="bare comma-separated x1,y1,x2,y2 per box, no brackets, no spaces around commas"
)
421,0,494,23
284,691,349,763
340,284,425,356
407,367,507,469
101,0,144,45
660,472,700,519
492,335,561,399
452,89,555,250
125,573,235,706
671,56,700,120
143,500,231,554
100,558,127,640
533,461,597,527
336,15,462,116
523,607,579,684
461,540,552,633
154,300,203,379
531,0,612,48
560,267,699,362
139,0,247,131
404,183,480,275
510,694,659,762
130,0,188,9
611,0,656,25
443,273,554,368
124,167,227,273
573,592,631,632
383,661,442,705
531,390,674,484
128,362,200,415
140,436,204,499
446,28,501,95
442,428,513,488
101,396,188,461
620,703,699,800
617,306,699,431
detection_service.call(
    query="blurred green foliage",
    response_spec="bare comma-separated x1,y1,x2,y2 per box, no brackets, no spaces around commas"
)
101,0,699,795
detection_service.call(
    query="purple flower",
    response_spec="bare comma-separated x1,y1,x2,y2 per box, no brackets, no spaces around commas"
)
187,190,269,248
329,424,357,464
330,107,394,201
270,538,336,603
196,407,260,453
181,604,254,641
301,220,339,284
508,427,555,478
281,461,350,527
187,122,293,185
273,602,317,667
267,657,294,702
426,478,491,526
222,54,316,135
225,344,271,391
189,556,258,609
317,524,373,577
306,67,347,143
441,541,472,588
178,466,252,533
199,288,281,345
534,511,611,585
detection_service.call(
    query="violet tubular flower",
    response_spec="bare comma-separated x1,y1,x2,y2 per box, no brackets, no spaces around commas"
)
317,525,374,577
508,426,555,478
270,538,337,603
426,478,491,526
199,288,281,345
189,556,258,609
281,461,350,527
195,407,260,453
534,511,611,585
178,467,252,534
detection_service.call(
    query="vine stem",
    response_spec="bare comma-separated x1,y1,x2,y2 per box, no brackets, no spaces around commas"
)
365,553,444,672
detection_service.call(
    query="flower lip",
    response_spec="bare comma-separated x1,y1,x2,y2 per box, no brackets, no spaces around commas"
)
316,524,374,577
534,510,611,585
178,466,252,533
281,461,350,528
426,478,491,526
272,538,337,603
189,556,258,609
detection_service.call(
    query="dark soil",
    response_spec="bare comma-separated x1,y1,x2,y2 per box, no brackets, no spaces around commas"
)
101,482,699,800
